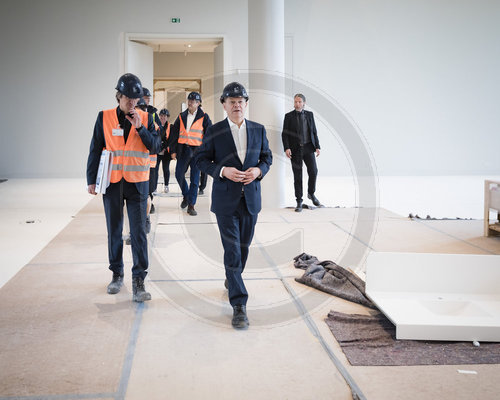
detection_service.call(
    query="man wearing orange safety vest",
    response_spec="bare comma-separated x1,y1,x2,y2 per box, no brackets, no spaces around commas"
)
157,108,174,193
86,73,160,302
171,91,212,216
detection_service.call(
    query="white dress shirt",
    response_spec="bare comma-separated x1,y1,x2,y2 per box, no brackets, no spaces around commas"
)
228,118,247,163
186,109,197,131
220,118,247,177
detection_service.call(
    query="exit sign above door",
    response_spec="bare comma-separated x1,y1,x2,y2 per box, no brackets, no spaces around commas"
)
171,18,181,23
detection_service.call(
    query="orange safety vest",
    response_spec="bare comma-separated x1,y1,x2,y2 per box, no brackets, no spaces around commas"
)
165,122,171,152
165,122,171,140
178,115,204,146
150,153,157,168
150,119,159,168
102,109,150,183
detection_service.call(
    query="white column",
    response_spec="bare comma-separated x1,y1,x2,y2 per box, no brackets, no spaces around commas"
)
248,0,286,208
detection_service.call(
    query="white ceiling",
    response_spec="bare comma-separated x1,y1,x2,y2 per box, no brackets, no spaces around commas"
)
132,38,222,53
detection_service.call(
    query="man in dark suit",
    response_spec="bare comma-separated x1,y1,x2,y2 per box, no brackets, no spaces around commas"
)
282,94,321,212
196,82,272,329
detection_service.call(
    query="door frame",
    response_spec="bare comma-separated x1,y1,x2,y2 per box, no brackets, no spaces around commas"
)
120,33,226,76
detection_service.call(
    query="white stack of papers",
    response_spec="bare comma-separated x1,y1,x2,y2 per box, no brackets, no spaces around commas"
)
95,150,113,194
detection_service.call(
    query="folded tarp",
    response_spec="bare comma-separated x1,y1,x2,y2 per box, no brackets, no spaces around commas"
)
293,253,376,309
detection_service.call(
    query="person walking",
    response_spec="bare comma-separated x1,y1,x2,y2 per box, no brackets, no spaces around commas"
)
86,73,160,302
281,94,321,212
157,108,175,193
171,92,212,216
196,82,272,329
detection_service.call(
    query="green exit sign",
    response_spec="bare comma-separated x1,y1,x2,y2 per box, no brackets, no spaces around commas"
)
171,18,181,23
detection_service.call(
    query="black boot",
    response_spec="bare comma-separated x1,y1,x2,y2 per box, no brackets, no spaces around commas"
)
132,277,151,302
150,203,155,214
308,193,321,207
232,305,249,329
180,197,188,209
107,275,123,294
295,200,303,212
187,204,198,216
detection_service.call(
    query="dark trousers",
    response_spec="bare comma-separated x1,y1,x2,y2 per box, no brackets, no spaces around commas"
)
149,166,158,195
216,196,258,307
291,142,318,201
199,172,208,191
175,144,200,205
103,180,149,280
157,153,172,186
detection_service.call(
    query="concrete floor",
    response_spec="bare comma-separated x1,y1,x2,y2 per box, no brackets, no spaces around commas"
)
0,178,499,400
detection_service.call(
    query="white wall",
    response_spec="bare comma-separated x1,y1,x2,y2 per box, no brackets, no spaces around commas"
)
1,0,498,178
0,0,248,178
284,0,500,176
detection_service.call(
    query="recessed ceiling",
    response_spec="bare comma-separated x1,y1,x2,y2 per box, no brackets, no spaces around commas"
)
131,38,222,53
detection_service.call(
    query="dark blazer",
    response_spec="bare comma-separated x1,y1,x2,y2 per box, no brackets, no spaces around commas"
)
281,109,320,151
158,122,174,153
170,107,212,154
195,118,272,216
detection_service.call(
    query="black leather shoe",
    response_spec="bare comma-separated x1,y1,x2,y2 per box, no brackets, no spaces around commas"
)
132,277,151,302
308,193,321,206
107,275,123,294
295,200,303,212
187,205,198,216
232,305,249,329
150,203,155,214
180,197,188,209
224,279,229,289
199,188,204,195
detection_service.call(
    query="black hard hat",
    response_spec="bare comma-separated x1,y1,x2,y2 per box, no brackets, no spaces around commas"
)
143,87,152,97
220,82,249,103
136,97,147,111
159,108,170,116
146,105,157,114
187,92,202,102
115,73,143,99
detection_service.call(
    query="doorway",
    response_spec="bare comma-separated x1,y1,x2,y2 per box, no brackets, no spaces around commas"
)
123,34,224,121
153,79,201,117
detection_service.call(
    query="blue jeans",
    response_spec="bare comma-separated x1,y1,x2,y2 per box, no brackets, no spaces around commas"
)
175,144,200,205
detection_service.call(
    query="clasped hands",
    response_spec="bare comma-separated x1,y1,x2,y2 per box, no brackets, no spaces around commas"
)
222,167,261,185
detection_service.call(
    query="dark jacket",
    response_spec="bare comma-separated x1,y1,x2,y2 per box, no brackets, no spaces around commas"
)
195,118,272,216
281,109,320,151
86,107,160,194
170,107,212,154
158,122,174,153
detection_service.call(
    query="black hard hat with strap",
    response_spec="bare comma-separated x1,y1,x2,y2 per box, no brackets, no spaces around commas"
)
220,82,249,103
115,73,143,99
187,92,202,102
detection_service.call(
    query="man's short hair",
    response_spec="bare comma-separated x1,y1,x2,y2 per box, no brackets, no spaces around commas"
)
294,93,306,103
115,91,122,104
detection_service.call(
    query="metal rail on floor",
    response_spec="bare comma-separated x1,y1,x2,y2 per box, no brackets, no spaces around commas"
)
255,238,367,400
